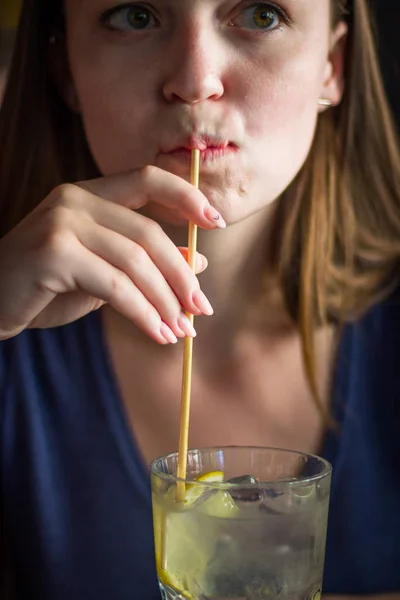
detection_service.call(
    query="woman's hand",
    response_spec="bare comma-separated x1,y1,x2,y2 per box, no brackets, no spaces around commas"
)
0,166,225,344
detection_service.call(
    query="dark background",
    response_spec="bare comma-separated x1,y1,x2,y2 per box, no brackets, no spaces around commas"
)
372,0,400,127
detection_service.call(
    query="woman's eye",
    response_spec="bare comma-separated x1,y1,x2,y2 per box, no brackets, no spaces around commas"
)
231,3,283,31
102,4,157,31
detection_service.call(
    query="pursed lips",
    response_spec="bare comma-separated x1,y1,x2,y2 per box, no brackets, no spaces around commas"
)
161,134,239,163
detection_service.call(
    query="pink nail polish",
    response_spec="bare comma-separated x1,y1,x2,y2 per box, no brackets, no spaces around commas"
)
192,290,214,316
160,322,178,344
177,314,197,338
203,205,227,229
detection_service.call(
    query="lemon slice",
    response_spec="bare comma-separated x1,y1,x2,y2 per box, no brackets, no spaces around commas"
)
195,471,224,483
184,470,225,505
154,471,230,598
163,470,225,507
155,510,202,599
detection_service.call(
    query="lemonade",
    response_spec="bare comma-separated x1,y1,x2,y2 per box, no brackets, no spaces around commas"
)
151,447,331,600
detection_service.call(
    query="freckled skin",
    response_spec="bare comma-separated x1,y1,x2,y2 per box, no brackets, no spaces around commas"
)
64,0,341,226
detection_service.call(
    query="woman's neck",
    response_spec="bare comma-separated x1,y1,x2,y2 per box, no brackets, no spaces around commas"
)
165,203,293,348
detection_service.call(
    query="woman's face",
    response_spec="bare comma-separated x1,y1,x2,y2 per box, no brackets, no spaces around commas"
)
64,0,346,224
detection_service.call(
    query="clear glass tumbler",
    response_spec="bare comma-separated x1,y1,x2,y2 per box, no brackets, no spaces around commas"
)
151,446,331,600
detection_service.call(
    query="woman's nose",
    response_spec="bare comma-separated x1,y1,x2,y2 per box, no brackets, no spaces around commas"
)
162,27,225,104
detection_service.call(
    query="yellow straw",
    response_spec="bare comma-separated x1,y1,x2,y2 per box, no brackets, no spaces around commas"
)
176,149,200,502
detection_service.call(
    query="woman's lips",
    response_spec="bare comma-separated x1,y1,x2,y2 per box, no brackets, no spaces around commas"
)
163,143,238,165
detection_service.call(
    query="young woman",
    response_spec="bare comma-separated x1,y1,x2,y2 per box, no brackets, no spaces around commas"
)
1,0,400,598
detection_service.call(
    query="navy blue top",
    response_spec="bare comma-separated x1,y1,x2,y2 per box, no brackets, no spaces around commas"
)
1,293,400,599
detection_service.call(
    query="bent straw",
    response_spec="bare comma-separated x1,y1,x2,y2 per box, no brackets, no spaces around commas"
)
176,149,200,502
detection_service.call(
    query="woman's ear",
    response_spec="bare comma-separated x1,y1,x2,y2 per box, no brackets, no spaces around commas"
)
319,20,348,111
48,32,81,113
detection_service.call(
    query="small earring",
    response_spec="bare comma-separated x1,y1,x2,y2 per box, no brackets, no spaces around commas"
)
318,98,333,107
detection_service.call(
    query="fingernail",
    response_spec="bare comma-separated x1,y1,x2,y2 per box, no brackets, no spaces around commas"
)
160,322,178,344
177,313,197,338
203,205,227,229
196,253,208,272
192,290,214,316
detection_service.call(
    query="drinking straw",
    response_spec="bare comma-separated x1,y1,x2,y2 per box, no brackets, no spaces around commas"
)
176,149,200,502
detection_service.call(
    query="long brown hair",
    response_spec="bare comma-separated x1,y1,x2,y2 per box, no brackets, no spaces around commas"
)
0,0,400,414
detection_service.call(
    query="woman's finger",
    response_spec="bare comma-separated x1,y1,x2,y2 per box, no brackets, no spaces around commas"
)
76,224,197,338
62,243,179,345
68,196,213,316
77,167,227,230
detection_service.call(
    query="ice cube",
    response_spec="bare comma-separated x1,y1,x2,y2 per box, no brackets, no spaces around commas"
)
160,583,187,599
206,562,280,599
228,474,262,503
198,489,239,518
228,475,259,485
244,573,283,600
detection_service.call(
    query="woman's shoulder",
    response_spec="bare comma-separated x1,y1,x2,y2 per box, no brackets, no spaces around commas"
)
0,310,100,355
334,284,400,420
338,283,400,363
325,286,400,594
0,312,103,398
350,283,400,341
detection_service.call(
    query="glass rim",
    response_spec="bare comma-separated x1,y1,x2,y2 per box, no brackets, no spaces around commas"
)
150,445,332,489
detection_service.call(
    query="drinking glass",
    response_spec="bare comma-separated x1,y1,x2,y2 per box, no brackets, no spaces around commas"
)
151,446,331,600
